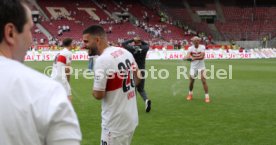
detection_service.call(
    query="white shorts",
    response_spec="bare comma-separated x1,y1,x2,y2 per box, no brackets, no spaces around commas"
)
101,128,134,145
190,67,205,78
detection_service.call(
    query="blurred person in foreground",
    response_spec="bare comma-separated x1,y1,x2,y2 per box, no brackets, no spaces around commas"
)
0,0,82,144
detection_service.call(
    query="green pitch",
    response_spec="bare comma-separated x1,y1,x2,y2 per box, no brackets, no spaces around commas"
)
25,59,276,145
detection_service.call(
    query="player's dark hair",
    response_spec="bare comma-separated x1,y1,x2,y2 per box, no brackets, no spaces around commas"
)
62,38,73,47
0,0,28,42
82,25,106,37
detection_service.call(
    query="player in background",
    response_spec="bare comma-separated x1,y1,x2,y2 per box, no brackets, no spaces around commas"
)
51,38,73,101
184,36,210,103
122,36,152,112
0,0,81,144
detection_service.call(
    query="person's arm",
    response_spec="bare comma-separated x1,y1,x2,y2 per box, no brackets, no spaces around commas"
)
46,83,82,145
184,47,192,59
192,46,206,60
65,64,71,83
141,41,150,52
65,54,72,83
92,57,109,100
93,90,106,100
122,39,135,52
192,52,205,60
141,41,149,47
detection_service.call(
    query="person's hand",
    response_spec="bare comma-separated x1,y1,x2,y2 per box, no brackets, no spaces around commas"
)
187,58,192,61
183,56,192,61
134,37,141,41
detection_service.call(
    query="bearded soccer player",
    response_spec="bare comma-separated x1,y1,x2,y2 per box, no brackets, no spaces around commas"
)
83,25,140,145
51,38,73,101
184,36,210,103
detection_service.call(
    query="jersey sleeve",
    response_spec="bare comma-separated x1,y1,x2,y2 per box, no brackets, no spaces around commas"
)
201,45,206,53
54,62,67,83
57,55,67,64
45,83,82,143
93,56,112,91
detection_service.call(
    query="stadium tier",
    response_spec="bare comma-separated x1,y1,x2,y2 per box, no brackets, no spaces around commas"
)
159,0,276,41
32,0,191,45
31,0,276,47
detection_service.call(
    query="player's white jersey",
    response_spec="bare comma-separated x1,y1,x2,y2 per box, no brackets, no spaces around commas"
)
51,48,72,96
93,46,138,137
187,44,206,69
51,48,72,95
51,48,72,81
0,56,81,145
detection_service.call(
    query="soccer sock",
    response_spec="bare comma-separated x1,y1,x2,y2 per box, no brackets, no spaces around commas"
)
189,91,193,95
205,94,209,98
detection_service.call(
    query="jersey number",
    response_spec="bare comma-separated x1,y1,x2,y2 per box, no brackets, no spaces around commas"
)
118,59,135,93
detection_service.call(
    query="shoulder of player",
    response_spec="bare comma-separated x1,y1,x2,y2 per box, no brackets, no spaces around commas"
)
120,47,133,56
94,52,113,66
199,45,206,50
5,60,66,95
104,46,126,57
10,60,54,83
61,49,72,56
187,45,194,51
68,50,73,55
114,47,135,60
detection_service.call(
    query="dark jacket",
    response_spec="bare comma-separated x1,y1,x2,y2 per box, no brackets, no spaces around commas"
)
122,39,149,69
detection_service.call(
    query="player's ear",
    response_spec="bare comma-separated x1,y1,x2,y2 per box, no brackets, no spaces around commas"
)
4,23,16,46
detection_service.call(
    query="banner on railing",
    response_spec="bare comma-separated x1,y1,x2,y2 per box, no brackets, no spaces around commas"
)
196,10,216,16
24,49,276,61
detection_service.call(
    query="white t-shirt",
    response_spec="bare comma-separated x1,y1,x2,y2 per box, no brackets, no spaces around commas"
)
51,48,72,83
187,44,206,69
0,56,81,145
93,46,139,137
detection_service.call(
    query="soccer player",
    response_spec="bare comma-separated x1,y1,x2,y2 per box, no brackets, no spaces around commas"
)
122,37,152,112
184,36,210,103
51,38,73,101
0,0,82,145
83,25,140,145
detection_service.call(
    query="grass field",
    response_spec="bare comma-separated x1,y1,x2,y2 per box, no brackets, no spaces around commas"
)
26,59,276,145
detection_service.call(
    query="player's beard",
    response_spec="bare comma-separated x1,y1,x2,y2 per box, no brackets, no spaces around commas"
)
89,42,99,56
